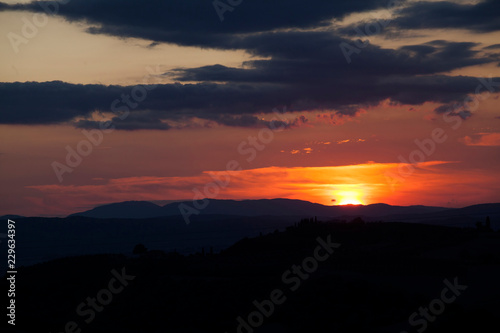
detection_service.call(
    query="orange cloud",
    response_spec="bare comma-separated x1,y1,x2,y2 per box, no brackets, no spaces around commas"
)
26,160,496,216
462,133,500,146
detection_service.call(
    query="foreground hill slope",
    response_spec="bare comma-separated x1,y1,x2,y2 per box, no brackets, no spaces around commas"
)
5,220,500,333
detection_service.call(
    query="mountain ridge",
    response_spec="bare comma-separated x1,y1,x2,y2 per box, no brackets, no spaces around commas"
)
69,198,454,219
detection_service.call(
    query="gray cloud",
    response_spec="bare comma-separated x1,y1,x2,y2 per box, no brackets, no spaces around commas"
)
2,72,497,128
484,44,500,50
1,0,497,129
377,0,500,33
1,0,395,49
74,113,171,131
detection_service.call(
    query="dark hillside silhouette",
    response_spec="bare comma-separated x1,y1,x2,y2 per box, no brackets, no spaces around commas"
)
4,219,499,333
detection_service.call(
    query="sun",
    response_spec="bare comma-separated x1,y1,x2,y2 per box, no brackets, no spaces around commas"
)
334,190,364,205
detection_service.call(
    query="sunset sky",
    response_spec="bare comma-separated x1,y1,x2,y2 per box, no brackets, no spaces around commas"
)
1,0,499,216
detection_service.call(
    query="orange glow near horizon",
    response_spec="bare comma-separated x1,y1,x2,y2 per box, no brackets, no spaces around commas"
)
25,161,484,216
334,190,365,205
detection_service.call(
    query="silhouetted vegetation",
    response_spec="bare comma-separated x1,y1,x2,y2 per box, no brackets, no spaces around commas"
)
132,243,147,255
3,219,500,333
476,216,494,232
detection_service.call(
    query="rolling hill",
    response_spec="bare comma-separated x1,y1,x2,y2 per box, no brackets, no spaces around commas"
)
70,198,451,219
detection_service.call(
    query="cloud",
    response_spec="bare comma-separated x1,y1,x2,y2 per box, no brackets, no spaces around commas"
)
74,113,171,131
462,133,500,146
0,0,394,49
1,73,498,127
303,147,313,154
175,35,488,83
0,80,292,126
27,161,494,216
450,110,472,120
389,0,500,33
27,163,408,214
433,103,473,120
1,2,498,128
483,44,500,50
212,113,311,129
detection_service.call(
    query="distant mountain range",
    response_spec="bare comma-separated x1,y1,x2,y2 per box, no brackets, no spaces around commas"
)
69,198,451,219
0,214,24,220
3,199,497,230
67,198,500,229
2,199,499,271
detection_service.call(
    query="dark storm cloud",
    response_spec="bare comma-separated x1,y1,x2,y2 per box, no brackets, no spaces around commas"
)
389,0,500,33
0,81,125,124
484,44,500,50
2,72,498,128
0,31,497,127
339,0,500,38
0,0,393,49
1,1,498,129
434,104,472,120
75,113,289,130
169,33,493,110
0,80,292,125
174,34,488,84
74,113,171,131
